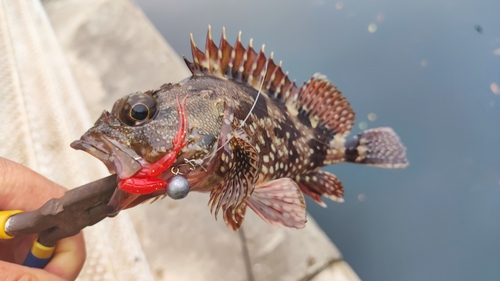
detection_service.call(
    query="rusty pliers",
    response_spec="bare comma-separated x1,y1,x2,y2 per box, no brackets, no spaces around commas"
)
0,175,118,268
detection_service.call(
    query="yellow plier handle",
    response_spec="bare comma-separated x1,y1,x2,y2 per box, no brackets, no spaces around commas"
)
1,210,55,268
0,210,22,239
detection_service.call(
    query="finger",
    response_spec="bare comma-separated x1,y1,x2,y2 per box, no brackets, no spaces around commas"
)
0,234,36,264
0,260,65,281
0,158,65,210
44,232,86,281
0,157,85,280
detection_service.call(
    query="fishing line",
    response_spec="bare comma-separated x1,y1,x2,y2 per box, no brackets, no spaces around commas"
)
240,61,268,128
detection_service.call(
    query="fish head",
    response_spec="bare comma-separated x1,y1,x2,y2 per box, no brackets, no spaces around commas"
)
71,89,184,179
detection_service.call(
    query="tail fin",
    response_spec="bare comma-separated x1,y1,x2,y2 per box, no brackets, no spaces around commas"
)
344,127,409,168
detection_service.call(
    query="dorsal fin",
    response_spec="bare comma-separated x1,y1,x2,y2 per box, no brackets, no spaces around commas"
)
184,25,299,102
296,73,355,136
185,26,355,136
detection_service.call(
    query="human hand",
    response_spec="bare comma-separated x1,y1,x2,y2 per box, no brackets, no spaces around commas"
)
0,157,85,280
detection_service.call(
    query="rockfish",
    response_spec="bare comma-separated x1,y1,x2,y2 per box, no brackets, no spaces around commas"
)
71,27,408,230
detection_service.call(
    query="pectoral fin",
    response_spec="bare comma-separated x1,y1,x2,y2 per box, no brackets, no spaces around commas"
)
247,178,307,229
208,131,260,230
222,202,247,231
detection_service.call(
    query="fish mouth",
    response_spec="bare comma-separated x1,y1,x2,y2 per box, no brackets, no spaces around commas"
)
71,134,143,179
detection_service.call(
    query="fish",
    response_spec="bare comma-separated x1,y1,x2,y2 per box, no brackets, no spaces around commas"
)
71,26,409,230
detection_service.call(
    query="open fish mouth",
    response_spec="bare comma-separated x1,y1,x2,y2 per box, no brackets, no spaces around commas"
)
71,134,142,179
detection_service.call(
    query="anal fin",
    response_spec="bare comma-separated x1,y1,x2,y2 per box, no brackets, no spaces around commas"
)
247,178,307,229
296,170,344,207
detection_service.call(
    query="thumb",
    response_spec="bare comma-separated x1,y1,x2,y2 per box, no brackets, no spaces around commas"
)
0,232,85,281
0,260,65,281
44,232,86,281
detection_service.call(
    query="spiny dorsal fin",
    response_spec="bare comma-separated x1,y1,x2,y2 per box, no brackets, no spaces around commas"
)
185,26,299,102
218,27,233,76
186,27,354,136
205,25,219,74
229,31,245,81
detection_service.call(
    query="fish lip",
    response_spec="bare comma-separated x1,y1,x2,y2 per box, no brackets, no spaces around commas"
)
71,135,142,179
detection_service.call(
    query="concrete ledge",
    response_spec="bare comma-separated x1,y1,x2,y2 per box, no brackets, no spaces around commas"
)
0,0,154,280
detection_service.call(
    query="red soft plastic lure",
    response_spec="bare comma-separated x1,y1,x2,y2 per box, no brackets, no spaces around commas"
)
118,95,189,194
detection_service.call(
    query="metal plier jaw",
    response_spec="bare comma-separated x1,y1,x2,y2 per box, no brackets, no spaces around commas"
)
1,175,118,267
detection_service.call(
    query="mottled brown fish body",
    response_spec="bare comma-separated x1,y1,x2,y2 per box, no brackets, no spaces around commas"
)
71,26,409,230
180,76,336,183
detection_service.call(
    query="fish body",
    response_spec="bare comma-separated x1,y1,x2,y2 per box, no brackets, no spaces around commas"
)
71,27,408,230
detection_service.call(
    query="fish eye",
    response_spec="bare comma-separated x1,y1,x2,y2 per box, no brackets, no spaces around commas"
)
118,93,158,126
130,103,149,121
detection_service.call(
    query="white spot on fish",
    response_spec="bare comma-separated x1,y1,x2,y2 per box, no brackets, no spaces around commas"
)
262,166,268,174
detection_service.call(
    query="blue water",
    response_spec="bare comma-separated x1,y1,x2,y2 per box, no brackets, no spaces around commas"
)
136,0,500,280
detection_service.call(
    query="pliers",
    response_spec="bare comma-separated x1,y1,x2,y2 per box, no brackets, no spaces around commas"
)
0,175,118,268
